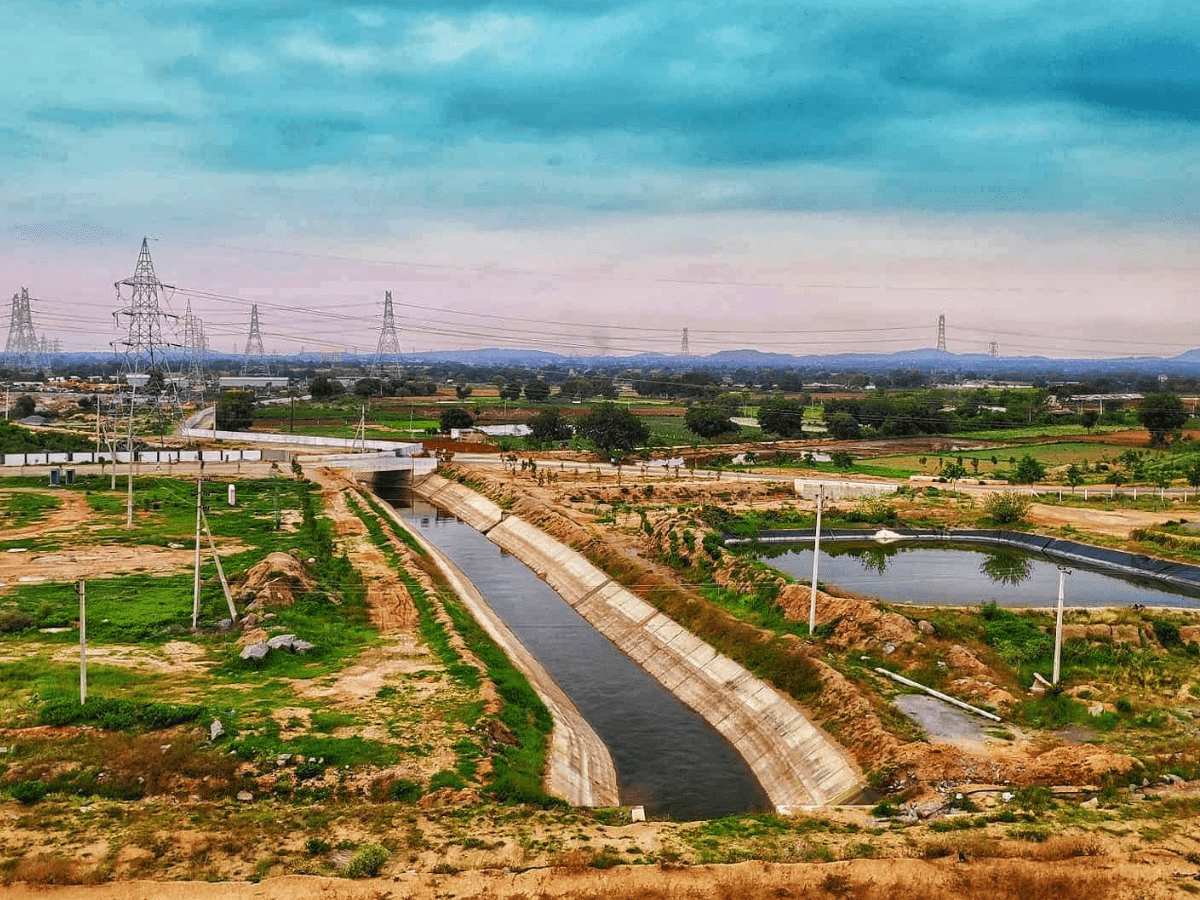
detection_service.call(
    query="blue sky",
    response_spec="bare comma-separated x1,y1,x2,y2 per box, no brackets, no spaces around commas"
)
3,1,1199,357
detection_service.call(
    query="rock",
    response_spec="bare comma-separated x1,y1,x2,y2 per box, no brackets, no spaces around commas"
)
277,754,292,767
167,542,184,550
947,644,993,677
218,618,233,630
240,613,260,628
267,633,296,651
0,747,8,754
1162,773,1183,785
630,806,646,823
883,643,896,655
918,620,937,636
237,791,253,802
292,639,316,654
1088,703,1105,718
1001,792,1014,802
1082,797,1100,809
209,719,224,741
240,642,269,661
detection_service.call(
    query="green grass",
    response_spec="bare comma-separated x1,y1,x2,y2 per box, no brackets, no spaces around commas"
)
0,491,60,528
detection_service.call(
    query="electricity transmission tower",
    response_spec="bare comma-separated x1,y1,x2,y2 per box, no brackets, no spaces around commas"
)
989,341,999,358
240,304,270,375
4,287,42,372
113,238,177,377
680,327,689,356
182,300,207,394
936,314,947,352
371,291,401,377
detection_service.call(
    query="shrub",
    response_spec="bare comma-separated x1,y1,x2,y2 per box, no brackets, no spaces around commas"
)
10,780,49,804
1151,618,1182,649
0,610,34,633
982,491,1032,525
342,843,389,878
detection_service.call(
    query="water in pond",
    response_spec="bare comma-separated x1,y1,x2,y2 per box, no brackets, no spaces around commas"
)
762,542,1200,609
384,492,772,820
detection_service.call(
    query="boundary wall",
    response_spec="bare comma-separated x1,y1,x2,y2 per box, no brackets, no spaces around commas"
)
414,474,863,811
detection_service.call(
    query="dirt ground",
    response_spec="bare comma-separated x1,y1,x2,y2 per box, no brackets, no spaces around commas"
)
4,461,1200,897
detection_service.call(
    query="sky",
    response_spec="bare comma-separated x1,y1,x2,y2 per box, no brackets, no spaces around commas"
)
2,0,1199,360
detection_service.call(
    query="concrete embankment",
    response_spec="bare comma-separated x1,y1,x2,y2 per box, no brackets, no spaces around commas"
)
370,494,619,808
414,475,863,810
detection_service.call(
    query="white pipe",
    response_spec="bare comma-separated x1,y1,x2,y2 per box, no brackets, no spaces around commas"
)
874,667,1002,722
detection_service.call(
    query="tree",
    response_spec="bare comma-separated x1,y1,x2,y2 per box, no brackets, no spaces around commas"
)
684,405,739,439
439,407,474,433
528,408,573,444
309,375,345,399
830,450,854,469
215,390,256,431
1138,393,1188,447
455,384,473,401
12,395,35,419
523,380,551,403
825,411,861,440
1065,463,1084,493
1080,409,1100,433
1187,461,1200,490
757,397,806,437
144,369,166,395
353,377,383,398
498,381,523,401
576,403,649,453
1011,454,1046,484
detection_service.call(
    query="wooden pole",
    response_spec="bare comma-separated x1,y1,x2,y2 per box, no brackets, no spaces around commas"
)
200,509,238,621
125,381,136,528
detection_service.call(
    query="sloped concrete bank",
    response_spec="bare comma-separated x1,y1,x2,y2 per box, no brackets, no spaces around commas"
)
414,474,863,810
370,492,619,808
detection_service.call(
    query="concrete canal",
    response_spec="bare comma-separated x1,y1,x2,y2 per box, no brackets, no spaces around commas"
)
381,490,773,820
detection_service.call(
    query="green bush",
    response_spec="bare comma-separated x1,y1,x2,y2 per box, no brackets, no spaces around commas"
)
982,491,1032,524
38,697,206,730
10,780,48,804
342,843,389,878
0,610,34,633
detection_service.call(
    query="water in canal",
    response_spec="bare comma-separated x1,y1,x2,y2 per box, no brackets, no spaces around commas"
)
382,491,772,820
762,542,1200,609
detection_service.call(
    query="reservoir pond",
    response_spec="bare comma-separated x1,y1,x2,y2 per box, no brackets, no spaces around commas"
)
761,542,1200,609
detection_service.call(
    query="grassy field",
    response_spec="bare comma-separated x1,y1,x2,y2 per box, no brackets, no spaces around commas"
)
869,441,1160,478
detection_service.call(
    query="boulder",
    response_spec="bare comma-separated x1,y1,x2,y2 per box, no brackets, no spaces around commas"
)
240,642,269,661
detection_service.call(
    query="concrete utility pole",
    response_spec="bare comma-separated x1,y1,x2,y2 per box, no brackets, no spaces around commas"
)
809,484,824,635
126,381,136,528
192,475,202,629
77,579,87,704
1053,567,1070,684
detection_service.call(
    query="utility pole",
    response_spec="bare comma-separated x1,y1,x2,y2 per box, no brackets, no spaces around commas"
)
809,484,824,635
1052,567,1070,684
94,392,100,457
126,380,137,528
192,474,202,629
77,579,87,703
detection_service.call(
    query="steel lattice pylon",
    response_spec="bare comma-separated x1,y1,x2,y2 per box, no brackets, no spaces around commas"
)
113,238,176,377
371,290,401,376
4,287,42,372
936,313,947,352
241,304,270,375
680,326,689,356
182,300,207,393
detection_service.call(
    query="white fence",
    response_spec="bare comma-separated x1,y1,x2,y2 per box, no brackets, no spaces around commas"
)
1,448,264,467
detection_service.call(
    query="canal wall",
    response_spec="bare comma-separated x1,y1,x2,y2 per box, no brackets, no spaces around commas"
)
414,475,863,811
370,494,620,808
